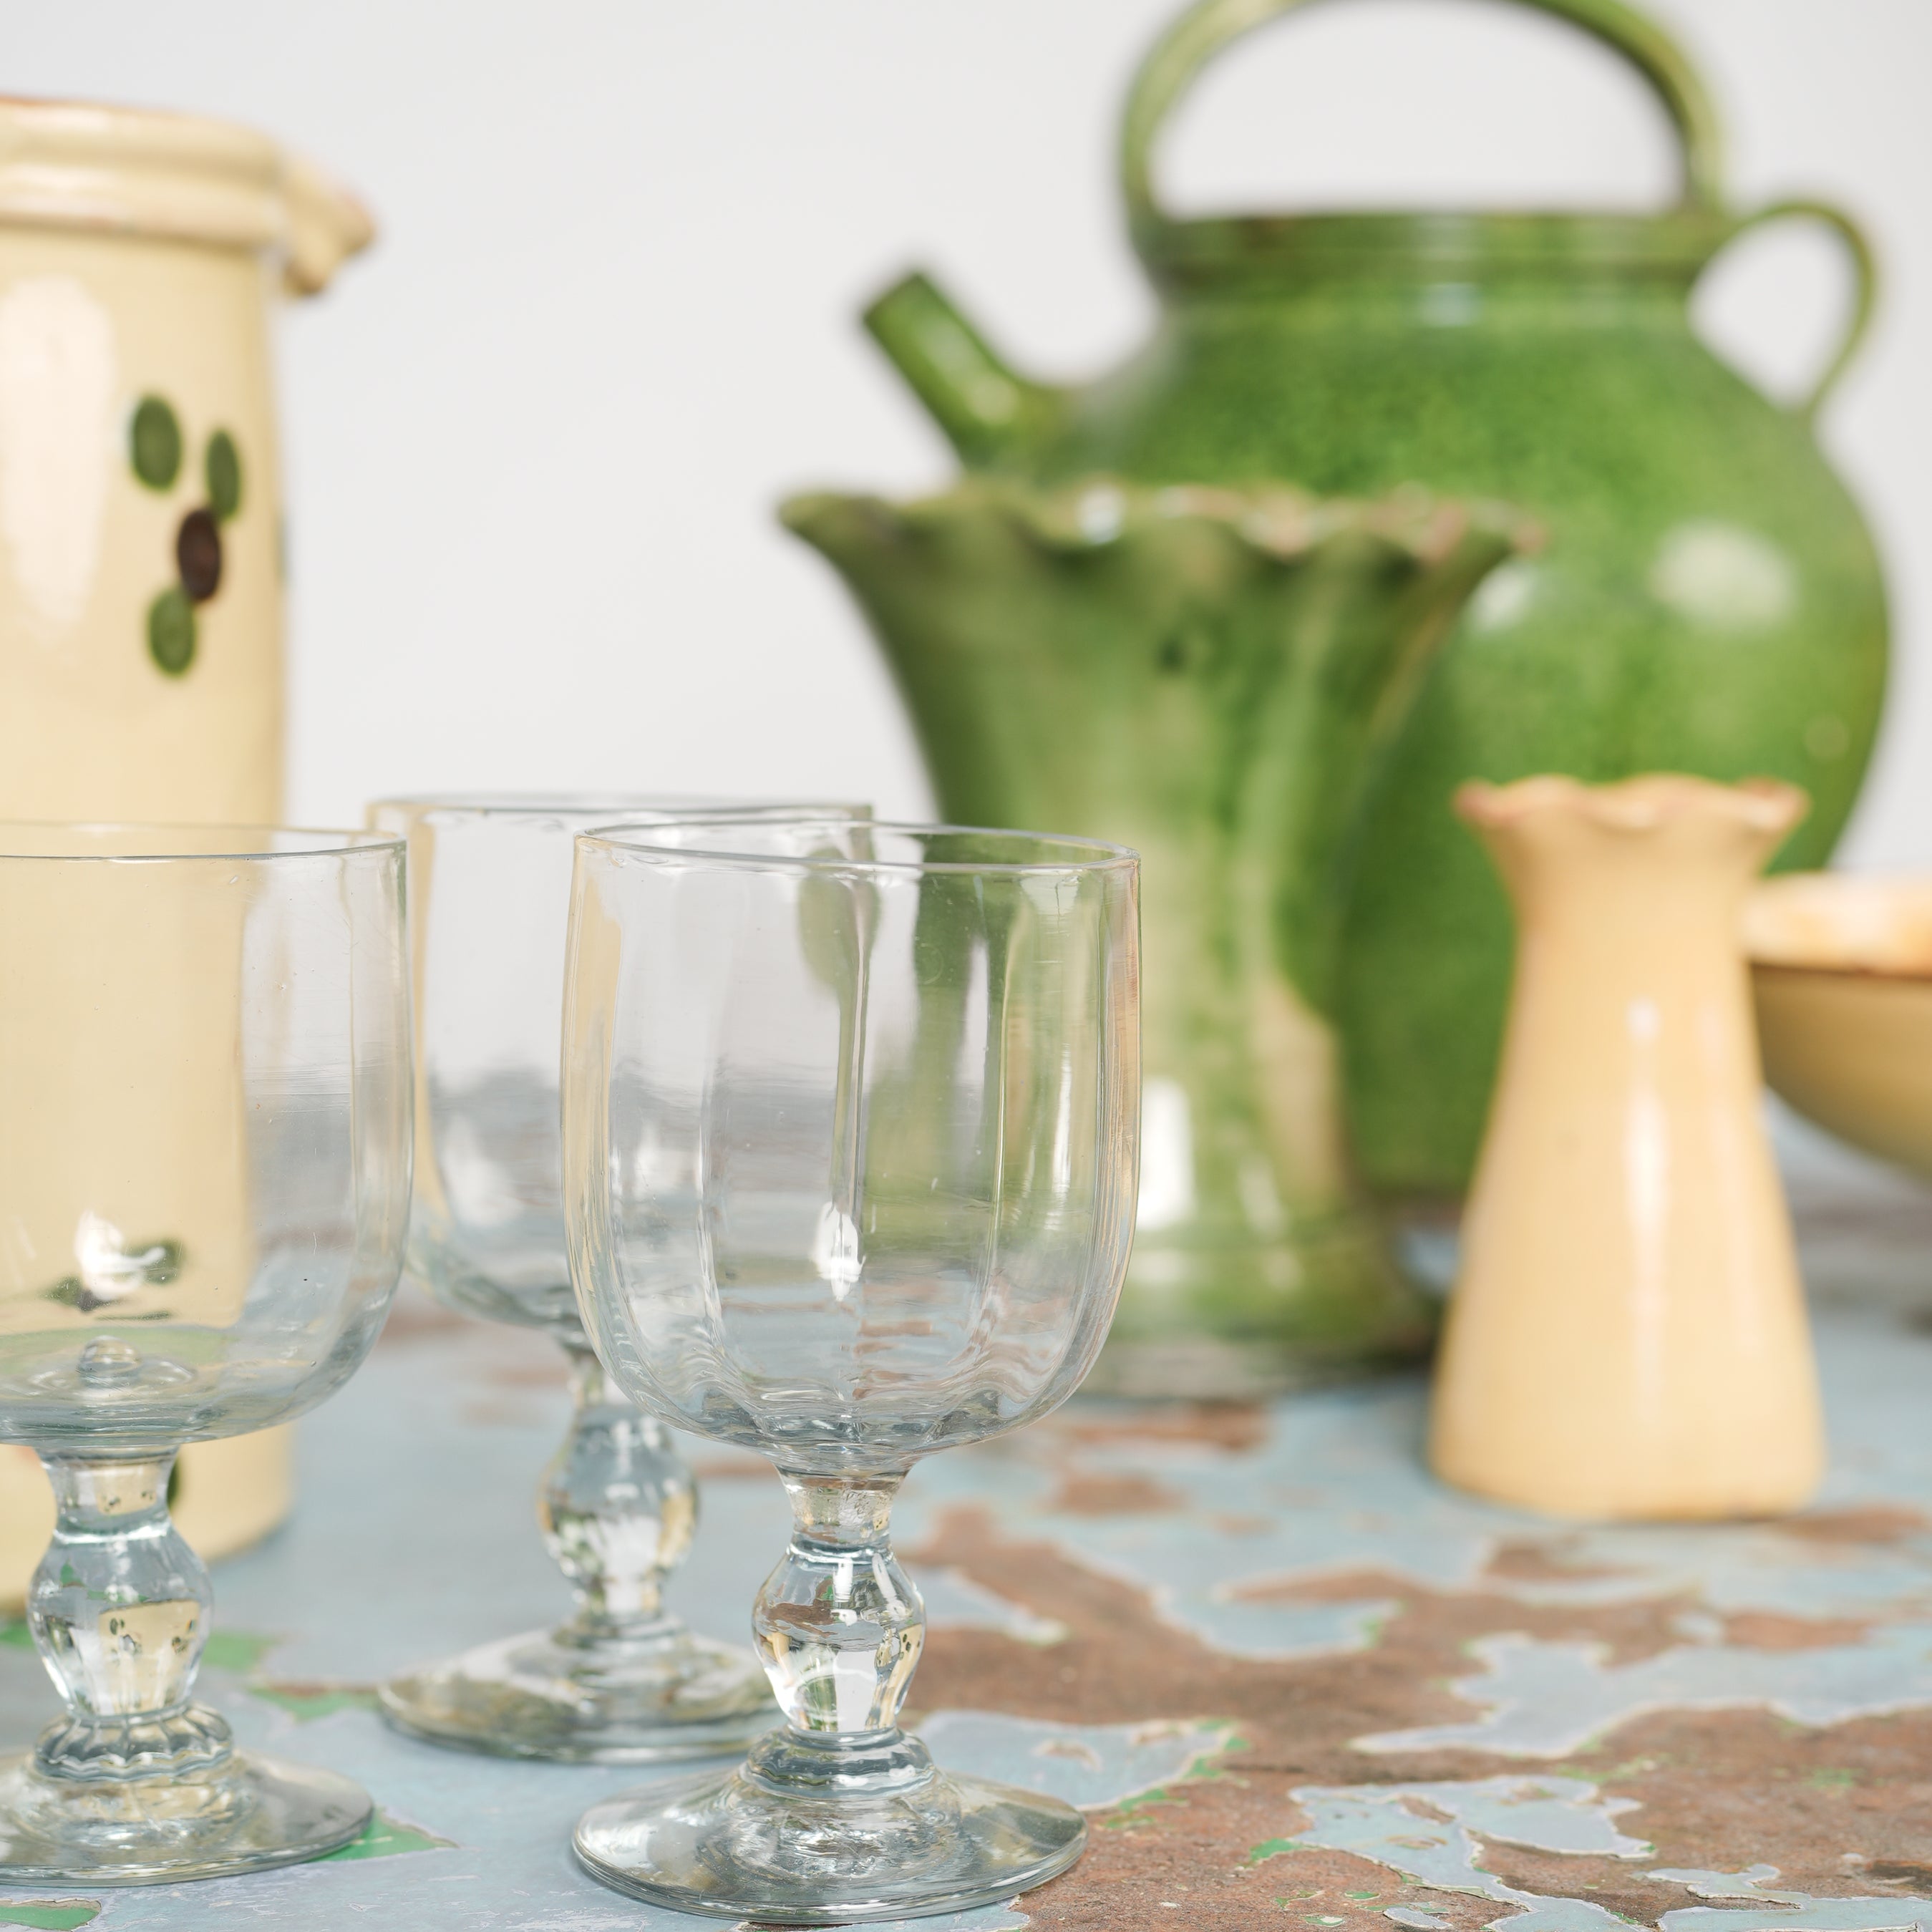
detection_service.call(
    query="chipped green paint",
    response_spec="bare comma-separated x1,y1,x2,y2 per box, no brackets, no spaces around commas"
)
53,1560,109,1607
0,1902,101,1931
1099,1784,1185,1829
1248,1838,1301,1866
320,1810,455,1863
205,429,242,522
248,1682,381,1722
199,1629,278,1674
129,396,181,490
147,586,195,676
1183,1732,1243,1781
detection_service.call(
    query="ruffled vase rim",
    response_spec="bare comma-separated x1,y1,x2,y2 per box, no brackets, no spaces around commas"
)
1456,773,1807,837
782,475,1540,568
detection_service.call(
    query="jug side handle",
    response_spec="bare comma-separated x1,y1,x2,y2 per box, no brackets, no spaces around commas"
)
863,271,1063,469
1120,0,1726,243
1709,200,1878,424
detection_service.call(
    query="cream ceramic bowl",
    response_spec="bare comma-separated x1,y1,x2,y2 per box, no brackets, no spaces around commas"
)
1745,873,1932,1179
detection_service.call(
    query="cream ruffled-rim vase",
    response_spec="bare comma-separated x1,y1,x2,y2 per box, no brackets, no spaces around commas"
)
1429,775,1822,1522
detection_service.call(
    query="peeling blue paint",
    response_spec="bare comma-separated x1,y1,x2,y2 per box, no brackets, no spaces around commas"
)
1285,1777,1646,1932
1653,1865,1932,1932
1359,1625,1932,1757
918,1710,1234,1810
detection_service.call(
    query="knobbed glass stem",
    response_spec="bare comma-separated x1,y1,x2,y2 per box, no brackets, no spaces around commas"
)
379,1332,771,1760
571,1465,1085,1913
28,1453,230,1781
542,1339,696,1641
751,1475,926,1767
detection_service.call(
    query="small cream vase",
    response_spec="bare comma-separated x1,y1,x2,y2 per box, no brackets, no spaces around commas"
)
1429,775,1822,1521
0,100,372,1603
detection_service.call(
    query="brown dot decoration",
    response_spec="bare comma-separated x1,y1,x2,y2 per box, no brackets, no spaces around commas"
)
175,509,223,603
134,414,244,679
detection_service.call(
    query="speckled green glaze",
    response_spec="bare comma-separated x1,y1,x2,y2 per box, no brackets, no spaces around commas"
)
847,0,1888,1202
783,480,1530,1392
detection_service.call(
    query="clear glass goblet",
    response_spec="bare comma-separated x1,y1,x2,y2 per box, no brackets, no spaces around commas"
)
562,819,1140,1924
367,795,868,1763
0,825,411,1885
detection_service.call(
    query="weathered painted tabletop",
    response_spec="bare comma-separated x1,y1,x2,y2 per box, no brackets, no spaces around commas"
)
6,1123,1932,1932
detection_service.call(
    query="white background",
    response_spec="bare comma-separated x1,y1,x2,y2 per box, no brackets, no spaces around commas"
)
11,0,1931,859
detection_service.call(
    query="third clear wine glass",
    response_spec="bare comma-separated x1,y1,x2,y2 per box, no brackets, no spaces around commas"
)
369,795,867,1763
563,819,1139,1923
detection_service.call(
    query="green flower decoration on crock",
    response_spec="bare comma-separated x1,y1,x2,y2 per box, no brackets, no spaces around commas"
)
128,394,244,678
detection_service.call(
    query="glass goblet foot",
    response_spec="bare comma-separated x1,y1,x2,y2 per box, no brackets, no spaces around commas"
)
573,1728,1084,1926
379,1339,772,1762
379,1618,773,1763
578,1475,1086,1923
0,1745,369,1886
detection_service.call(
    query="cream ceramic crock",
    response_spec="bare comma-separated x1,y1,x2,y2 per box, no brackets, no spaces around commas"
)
1430,775,1821,1522
0,99,369,818
0,99,373,1601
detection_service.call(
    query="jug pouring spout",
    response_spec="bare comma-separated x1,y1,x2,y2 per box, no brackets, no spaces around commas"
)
281,152,376,296
864,272,1064,469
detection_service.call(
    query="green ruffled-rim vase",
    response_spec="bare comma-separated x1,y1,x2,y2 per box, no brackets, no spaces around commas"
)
783,478,1533,1394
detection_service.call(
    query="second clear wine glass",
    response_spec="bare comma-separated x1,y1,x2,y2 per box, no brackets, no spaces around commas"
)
368,795,867,1762
563,819,1139,1923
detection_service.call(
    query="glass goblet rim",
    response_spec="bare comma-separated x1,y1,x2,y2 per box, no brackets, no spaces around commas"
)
0,822,403,865
579,817,1140,879
369,791,870,824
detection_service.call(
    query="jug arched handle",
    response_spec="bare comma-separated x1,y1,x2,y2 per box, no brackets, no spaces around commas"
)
1120,0,1726,242
1709,199,1878,425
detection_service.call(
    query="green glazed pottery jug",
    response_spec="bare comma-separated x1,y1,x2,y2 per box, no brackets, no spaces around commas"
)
784,478,1532,1393
841,0,1888,1204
